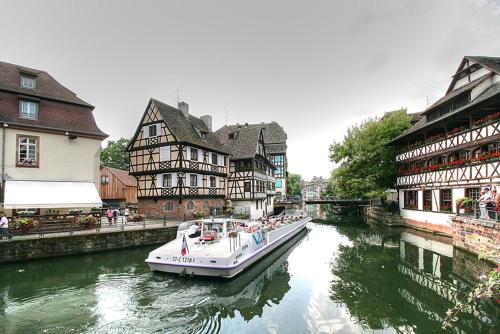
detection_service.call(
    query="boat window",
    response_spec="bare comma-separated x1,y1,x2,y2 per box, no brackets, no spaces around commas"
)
178,222,191,231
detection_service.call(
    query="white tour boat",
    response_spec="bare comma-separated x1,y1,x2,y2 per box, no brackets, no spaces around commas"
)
145,209,311,278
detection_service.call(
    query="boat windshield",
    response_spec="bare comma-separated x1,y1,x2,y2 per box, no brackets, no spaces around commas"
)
178,221,192,231
279,209,305,217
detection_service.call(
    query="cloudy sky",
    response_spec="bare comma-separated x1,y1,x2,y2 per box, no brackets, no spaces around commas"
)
1,0,500,180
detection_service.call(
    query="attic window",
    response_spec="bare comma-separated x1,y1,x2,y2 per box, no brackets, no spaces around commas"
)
21,74,36,89
228,133,235,139
200,131,207,140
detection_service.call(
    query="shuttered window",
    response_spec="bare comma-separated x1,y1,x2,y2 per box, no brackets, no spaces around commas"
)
160,146,170,161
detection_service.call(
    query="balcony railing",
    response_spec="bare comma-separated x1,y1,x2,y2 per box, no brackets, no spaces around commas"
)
397,158,500,186
396,119,500,162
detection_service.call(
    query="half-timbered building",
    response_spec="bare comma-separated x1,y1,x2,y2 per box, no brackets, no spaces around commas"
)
391,56,500,232
217,122,287,198
215,125,276,219
127,99,228,219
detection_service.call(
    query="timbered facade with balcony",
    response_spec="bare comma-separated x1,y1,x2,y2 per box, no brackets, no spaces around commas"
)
391,56,500,229
127,99,228,219
215,125,276,219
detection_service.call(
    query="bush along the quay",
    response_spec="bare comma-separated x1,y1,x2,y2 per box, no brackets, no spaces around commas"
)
10,217,38,233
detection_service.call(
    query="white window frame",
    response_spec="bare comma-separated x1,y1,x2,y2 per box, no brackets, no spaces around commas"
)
21,75,36,89
19,100,39,120
190,147,199,161
163,173,172,187
18,136,37,164
160,146,170,161
189,174,198,187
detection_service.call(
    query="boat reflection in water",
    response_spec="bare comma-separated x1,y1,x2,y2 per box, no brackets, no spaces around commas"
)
193,229,308,332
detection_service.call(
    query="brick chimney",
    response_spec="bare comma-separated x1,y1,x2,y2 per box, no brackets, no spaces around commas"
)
178,101,189,118
201,115,212,131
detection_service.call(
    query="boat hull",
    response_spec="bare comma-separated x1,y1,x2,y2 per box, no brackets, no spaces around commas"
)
147,218,309,278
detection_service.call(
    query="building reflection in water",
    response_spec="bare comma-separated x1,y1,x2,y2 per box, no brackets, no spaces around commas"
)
329,224,497,334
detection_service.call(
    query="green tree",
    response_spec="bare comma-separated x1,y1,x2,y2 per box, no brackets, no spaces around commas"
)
286,173,302,197
321,180,336,198
329,109,412,199
100,138,130,170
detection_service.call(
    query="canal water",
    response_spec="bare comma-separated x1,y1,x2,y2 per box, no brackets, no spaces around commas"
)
0,205,498,334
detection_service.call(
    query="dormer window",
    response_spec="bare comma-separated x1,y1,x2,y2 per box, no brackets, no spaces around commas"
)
229,133,235,139
200,131,207,140
21,74,36,89
19,100,39,120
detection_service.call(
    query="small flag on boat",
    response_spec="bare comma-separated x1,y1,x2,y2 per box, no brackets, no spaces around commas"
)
181,233,189,256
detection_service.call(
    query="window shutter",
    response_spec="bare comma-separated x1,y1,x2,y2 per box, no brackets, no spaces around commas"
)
197,174,202,187
172,173,178,187
143,126,149,139
160,146,170,161
187,147,191,161
156,124,161,137
215,177,219,188
156,174,163,188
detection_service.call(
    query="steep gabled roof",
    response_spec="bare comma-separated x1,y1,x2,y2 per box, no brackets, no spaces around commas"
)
151,98,228,154
215,126,264,160
104,167,137,187
390,81,500,144
0,60,107,139
423,73,491,115
465,56,500,74
216,122,287,154
0,60,93,107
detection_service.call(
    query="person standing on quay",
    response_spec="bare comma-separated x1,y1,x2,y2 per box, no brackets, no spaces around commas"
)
478,187,493,219
124,207,130,224
0,213,11,239
106,208,113,225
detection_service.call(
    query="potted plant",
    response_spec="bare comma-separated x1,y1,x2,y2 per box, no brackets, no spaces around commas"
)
456,197,473,214
78,215,98,229
131,213,145,222
10,217,38,233
441,204,452,213
68,209,83,216
194,210,205,219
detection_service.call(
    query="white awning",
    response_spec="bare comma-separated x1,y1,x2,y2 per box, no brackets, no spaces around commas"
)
3,180,102,209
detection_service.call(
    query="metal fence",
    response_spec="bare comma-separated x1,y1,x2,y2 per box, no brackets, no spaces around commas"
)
0,212,154,240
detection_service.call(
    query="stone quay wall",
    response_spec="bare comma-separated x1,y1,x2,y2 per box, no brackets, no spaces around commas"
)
0,226,177,264
452,216,500,264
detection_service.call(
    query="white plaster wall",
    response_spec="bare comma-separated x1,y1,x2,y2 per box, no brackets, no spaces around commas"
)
454,67,491,91
4,128,101,186
401,231,453,257
233,200,266,219
400,208,452,226
471,73,499,100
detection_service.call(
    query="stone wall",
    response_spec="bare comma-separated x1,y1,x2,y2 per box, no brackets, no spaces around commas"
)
138,198,225,220
365,206,406,226
0,226,177,264
452,216,500,264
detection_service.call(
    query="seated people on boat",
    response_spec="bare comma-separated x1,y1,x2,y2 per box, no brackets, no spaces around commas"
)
187,223,201,238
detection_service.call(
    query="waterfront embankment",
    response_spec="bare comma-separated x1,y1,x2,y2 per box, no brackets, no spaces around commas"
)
0,221,178,263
